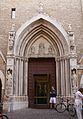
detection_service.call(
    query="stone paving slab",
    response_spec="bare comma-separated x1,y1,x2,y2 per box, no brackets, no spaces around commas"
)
6,108,77,119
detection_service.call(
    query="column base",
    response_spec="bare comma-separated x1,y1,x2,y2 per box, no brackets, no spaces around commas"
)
3,96,28,112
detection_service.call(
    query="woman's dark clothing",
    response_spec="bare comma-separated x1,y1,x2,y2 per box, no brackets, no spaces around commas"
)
50,90,56,97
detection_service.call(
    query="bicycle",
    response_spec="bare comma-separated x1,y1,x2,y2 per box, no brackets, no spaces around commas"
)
56,96,76,116
0,103,9,119
0,113,9,119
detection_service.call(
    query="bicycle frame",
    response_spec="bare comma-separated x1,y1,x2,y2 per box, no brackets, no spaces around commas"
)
56,96,76,116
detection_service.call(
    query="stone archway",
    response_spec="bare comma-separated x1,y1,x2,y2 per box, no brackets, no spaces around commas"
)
0,70,5,91
6,14,71,110
28,58,56,108
0,51,6,102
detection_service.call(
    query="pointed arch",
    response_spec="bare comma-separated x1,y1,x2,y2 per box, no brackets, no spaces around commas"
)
0,51,6,63
0,70,5,90
14,14,69,56
7,14,71,110
79,56,83,64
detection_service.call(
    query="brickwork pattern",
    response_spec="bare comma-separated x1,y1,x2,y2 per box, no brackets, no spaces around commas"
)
0,0,83,56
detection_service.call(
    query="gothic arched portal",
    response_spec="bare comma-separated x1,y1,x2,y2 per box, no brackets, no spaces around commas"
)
6,14,71,110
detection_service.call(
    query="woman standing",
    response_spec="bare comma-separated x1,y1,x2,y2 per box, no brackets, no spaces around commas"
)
75,88,83,119
49,86,57,109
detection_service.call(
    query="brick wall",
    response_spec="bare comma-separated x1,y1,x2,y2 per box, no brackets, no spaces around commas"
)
0,0,83,58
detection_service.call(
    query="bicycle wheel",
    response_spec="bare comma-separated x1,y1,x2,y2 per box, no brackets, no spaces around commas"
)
68,104,76,116
0,114,9,119
56,103,66,113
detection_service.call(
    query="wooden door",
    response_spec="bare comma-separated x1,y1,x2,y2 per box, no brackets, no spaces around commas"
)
28,58,56,108
34,74,49,108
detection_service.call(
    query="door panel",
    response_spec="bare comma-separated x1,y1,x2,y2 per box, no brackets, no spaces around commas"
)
34,75,49,105
28,58,56,108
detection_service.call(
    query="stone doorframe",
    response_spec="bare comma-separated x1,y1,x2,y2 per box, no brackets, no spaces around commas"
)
14,14,70,94
6,14,77,111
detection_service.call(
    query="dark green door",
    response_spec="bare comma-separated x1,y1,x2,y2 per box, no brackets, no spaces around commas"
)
34,75,49,107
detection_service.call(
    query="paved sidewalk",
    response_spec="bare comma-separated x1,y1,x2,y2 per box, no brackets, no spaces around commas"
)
6,108,77,119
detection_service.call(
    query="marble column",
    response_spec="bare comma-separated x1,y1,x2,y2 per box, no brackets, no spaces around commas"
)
60,59,65,96
65,59,69,96
15,59,19,95
56,59,59,95
24,60,28,95
19,59,23,95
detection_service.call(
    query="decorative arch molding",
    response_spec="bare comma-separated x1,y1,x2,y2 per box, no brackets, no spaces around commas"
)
0,50,6,63
14,14,69,56
5,14,72,111
78,56,83,64
24,33,59,57
0,70,5,89
19,24,64,57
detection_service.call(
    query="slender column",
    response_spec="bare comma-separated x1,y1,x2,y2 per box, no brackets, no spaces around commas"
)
19,59,23,95
68,59,71,96
56,60,59,95
19,59,21,96
63,60,65,96
24,60,28,95
60,60,63,95
16,59,19,95
65,59,69,96
20,59,23,95
61,59,65,96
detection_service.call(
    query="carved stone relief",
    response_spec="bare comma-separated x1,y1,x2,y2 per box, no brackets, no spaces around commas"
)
80,75,83,88
5,58,14,98
8,24,16,55
28,37,55,57
38,43,45,55
5,68,13,97
71,68,78,95
68,24,76,54
8,32,15,51
30,46,35,54
48,45,53,55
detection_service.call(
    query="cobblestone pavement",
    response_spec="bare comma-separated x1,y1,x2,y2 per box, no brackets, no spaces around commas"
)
6,108,77,119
